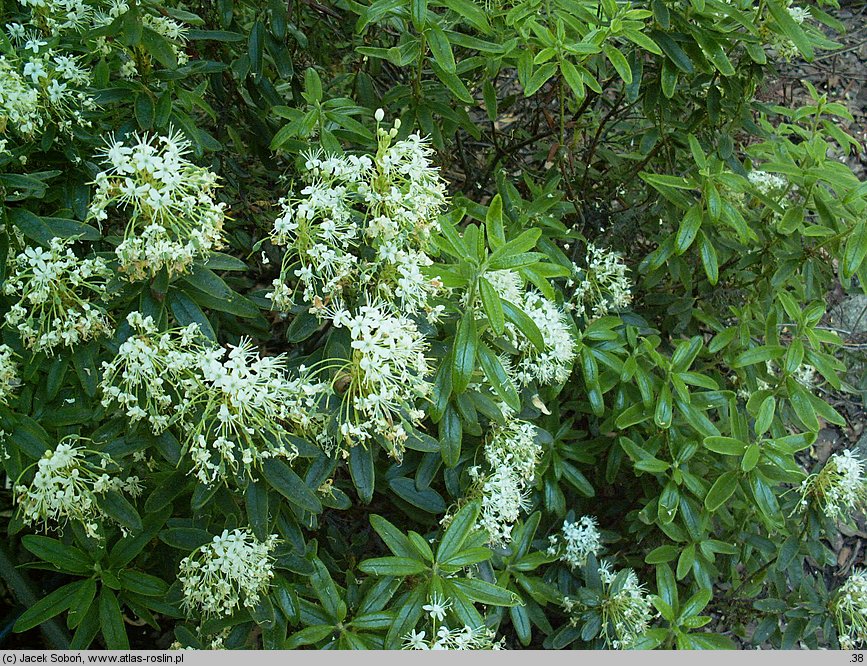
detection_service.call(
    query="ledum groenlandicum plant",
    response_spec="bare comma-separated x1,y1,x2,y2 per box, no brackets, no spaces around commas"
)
0,0,866,651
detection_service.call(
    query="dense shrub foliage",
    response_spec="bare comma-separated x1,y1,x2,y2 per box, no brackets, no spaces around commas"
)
1,0,866,650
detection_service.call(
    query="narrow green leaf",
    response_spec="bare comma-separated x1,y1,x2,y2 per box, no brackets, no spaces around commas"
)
703,436,747,456
655,384,673,429
349,444,375,504
477,342,520,412
502,300,545,351
705,471,739,511
437,501,480,563
698,231,719,285
479,278,505,335
766,0,814,60
99,491,143,532
438,404,462,468
676,205,703,254
452,310,478,394
732,345,785,368
99,588,129,649
261,458,322,514
427,25,456,72
603,44,632,84
843,221,867,279
14,581,83,632
246,480,270,541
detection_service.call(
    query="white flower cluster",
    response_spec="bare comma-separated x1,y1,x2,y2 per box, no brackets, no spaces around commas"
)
569,244,632,321
2,237,113,354
748,170,789,196
483,270,577,389
799,449,867,520
269,115,445,318
141,13,189,65
0,55,41,140
547,515,602,568
170,628,231,651
88,131,226,281
567,561,653,649
13,438,140,539
178,528,277,619
0,345,19,404
468,420,542,545
792,363,818,390
100,312,205,433
833,569,867,649
518,291,577,386
737,359,819,401
267,114,445,455
403,595,504,650
100,313,304,485
16,0,95,33
186,338,300,484
0,35,94,149
324,301,431,457
596,562,653,649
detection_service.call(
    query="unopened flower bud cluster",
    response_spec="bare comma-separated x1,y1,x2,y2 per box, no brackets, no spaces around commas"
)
0,345,20,405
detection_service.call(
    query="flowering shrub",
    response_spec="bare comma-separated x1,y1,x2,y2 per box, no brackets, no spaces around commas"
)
1,0,866,652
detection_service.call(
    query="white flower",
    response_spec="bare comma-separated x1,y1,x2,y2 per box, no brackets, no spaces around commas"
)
748,169,789,196
100,314,317,485
482,270,577,387
178,528,277,618
404,630,429,650
184,339,300,484
423,594,451,621
308,300,431,458
23,59,47,82
269,123,445,317
484,420,541,483
792,363,818,390
404,596,504,650
99,313,203,434
787,5,810,23
0,56,42,138
453,420,542,545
